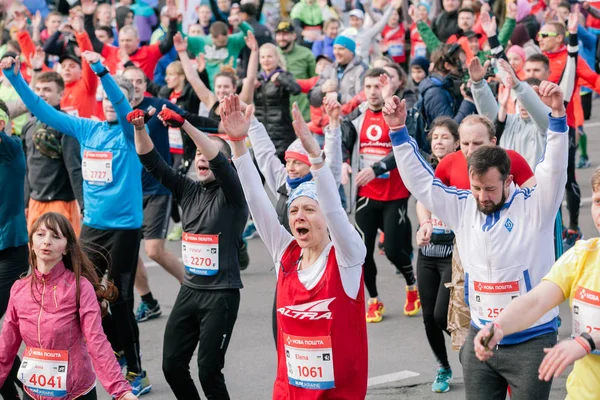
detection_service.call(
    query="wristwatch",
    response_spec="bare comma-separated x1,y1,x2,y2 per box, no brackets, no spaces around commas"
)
309,150,326,164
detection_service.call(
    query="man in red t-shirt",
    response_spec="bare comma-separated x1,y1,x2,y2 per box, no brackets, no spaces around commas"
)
341,68,419,323
435,115,536,189
81,0,179,79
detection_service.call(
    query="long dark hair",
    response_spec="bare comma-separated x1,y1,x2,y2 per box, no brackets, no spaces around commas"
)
29,212,118,315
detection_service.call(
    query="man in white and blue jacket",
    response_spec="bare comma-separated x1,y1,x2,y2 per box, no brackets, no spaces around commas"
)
383,81,568,400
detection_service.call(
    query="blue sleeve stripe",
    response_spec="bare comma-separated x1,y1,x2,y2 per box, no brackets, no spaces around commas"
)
547,114,567,133
389,126,411,146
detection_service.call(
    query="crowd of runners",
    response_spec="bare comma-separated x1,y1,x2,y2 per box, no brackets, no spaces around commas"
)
0,0,598,398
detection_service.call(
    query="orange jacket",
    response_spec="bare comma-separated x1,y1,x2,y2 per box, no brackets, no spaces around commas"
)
16,31,98,118
546,45,600,127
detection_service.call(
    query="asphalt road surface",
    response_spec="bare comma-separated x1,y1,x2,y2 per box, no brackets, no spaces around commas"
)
108,109,600,400
8,101,600,399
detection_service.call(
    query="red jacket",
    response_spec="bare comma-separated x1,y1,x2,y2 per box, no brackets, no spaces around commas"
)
16,30,98,118
546,45,600,127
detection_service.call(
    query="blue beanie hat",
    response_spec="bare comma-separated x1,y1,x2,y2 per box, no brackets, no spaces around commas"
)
333,35,356,54
410,56,430,75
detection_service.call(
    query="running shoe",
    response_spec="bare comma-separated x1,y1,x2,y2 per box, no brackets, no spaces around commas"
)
115,351,127,370
563,227,583,251
378,231,385,255
243,221,258,240
366,298,385,323
167,224,182,241
126,371,152,396
431,367,452,393
135,302,162,322
239,239,250,270
577,156,591,169
404,285,421,316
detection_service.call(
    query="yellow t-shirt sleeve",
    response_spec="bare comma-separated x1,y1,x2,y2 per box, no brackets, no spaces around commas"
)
543,245,581,300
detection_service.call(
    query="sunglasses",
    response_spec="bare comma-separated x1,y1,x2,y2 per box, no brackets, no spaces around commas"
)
537,32,559,39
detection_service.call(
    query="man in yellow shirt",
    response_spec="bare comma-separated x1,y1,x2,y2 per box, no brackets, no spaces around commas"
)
473,168,600,400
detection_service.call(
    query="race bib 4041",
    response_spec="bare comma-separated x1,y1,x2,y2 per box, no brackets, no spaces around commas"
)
19,347,68,398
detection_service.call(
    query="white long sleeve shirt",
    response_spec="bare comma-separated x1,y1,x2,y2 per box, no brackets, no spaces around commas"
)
233,122,365,299
390,116,569,344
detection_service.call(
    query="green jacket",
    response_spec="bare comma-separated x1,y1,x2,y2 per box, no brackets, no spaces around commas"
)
188,22,254,88
280,44,316,121
417,18,516,63
290,0,324,26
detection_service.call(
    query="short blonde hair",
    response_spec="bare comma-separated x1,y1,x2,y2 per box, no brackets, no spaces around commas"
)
166,61,184,76
592,167,600,192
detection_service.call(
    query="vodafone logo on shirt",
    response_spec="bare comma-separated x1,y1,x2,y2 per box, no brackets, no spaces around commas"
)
278,298,335,320
365,125,383,142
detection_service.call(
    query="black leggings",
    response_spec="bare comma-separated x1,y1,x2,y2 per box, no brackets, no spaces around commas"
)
162,286,239,400
355,197,414,298
24,388,96,400
565,127,581,230
0,245,28,400
417,252,452,369
81,226,142,374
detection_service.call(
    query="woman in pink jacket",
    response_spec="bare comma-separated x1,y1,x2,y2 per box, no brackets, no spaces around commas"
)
0,212,137,400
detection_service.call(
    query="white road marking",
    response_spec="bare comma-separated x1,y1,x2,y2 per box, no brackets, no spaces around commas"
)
367,370,420,387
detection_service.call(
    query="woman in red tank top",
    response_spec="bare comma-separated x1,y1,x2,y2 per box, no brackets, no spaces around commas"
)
224,94,369,399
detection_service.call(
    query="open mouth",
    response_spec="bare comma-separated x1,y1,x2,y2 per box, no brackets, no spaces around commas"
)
296,227,310,239
197,166,210,175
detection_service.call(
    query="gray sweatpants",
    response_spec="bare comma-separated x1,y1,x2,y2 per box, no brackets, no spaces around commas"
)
460,326,557,400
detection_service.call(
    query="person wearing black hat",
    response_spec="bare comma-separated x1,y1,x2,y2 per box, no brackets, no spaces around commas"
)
276,20,317,121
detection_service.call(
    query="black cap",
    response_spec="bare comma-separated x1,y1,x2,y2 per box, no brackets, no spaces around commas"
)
463,30,482,39
316,54,333,63
276,20,295,33
0,51,18,61
59,53,82,66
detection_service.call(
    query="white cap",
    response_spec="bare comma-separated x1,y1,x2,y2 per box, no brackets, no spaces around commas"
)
349,9,365,19
160,6,168,15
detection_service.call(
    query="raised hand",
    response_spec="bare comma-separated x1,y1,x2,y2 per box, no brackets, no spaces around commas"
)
13,10,28,32
506,1,517,20
166,0,180,20
498,86,511,109
158,105,186,128
533,81,565,116
380,73,394,101
468,58,490,83
80,0,98,15
82,50,101,65
391,0,402,9
538,339,588,382
568,4,580,34
480,11,497,38
174,32,188,53
245,31,258,52
382,96,407,129
408,4,420,22
220,94,255,141
32,10,42,30
197,53,206,73
292,103,321,157
497,58,519,88
30,46,45,70
323,94,341,121
0,56,20,76
71,13,84,33
127,107,156,129
118,47,130,63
